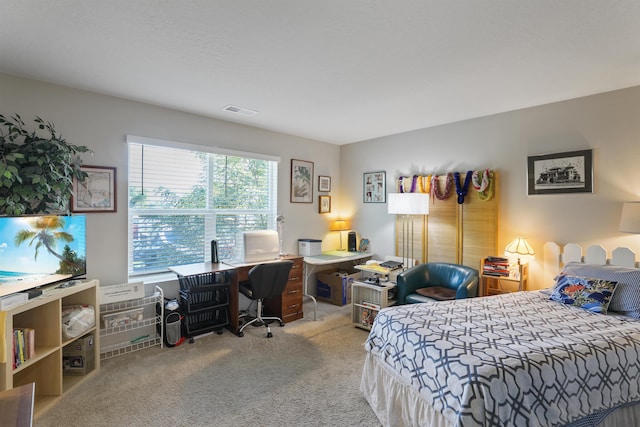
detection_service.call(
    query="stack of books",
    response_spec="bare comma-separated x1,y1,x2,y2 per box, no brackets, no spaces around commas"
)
13,328,35,368
483,256,510,277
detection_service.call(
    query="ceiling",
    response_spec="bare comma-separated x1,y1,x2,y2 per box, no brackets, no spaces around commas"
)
1,1,640,145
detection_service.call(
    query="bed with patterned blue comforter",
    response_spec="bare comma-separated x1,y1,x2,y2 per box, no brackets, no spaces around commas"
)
363,290,640,426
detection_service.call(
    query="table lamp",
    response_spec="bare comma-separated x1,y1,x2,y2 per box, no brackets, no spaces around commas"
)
619,202,640,233
388,193,429,268
504,237,535,264
330,219,351,250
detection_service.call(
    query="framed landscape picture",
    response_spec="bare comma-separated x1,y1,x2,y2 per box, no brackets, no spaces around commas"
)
363,171,386,203
72,165,117,212
291,159,314,203
527,149,593,195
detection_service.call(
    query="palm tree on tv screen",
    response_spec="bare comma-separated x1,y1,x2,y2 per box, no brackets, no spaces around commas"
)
14,216,85,274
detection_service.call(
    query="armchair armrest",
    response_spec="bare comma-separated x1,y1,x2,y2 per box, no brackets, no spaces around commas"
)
396,266,430,304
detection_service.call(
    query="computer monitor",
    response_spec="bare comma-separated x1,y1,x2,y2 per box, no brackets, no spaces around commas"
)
242,230,279,263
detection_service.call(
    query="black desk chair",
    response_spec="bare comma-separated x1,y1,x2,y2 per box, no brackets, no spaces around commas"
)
238,260,293,338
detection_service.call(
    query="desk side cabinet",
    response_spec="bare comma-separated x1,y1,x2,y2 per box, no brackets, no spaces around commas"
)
1,280,100,419
264,256,304,323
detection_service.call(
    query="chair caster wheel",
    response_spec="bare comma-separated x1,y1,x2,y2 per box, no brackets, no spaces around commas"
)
238,332,244,337
267,332,273,338
279,321,285,327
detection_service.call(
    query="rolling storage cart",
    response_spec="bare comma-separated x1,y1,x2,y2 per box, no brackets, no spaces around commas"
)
178,271,231,339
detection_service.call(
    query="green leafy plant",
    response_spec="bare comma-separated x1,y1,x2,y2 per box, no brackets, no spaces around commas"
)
0,114,91,216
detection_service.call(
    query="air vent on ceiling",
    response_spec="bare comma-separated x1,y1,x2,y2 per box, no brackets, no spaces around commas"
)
223,105,258,116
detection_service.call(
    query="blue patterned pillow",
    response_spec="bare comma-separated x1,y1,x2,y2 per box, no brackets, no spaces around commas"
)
559,263,640,317
550,275,618,314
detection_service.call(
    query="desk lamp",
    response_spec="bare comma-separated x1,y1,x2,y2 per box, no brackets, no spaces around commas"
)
330,219,351,251
388,193,429,268
619,202,640,233
504,237,535,265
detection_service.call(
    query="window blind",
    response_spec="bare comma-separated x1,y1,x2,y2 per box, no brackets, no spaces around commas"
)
127,140,278,276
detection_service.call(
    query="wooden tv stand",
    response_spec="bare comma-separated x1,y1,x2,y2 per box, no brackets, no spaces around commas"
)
1,280,100,418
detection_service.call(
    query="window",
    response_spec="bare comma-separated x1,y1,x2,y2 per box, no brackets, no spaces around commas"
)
127,138,278,277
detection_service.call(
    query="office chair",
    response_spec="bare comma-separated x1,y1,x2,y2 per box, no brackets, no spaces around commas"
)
238,260,293,338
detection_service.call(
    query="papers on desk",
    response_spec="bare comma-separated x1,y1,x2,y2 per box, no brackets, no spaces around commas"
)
355,263,391,274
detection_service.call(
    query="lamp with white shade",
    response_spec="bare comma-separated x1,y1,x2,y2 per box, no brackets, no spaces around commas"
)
504,236,535,280
504,237,535,264
620,202,640,233
388,193,429,269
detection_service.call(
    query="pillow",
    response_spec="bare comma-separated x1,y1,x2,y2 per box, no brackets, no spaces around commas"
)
416,286,456,301
549,275,617,314
559,262,640,317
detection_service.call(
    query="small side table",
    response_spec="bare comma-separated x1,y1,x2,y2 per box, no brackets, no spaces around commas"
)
480,261,528,296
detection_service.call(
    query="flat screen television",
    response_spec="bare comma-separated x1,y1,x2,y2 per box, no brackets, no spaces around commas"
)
0,215,87,298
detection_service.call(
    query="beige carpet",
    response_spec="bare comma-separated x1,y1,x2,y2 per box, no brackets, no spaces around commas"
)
36,302,381,427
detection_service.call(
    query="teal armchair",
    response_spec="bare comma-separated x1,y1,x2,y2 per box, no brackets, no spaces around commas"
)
396,262,479,304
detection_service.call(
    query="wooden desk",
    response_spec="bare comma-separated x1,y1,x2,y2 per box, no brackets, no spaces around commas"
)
169,255,303,336
302,251,372,320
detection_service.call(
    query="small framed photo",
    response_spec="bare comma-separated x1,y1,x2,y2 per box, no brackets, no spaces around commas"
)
318,175,331,192
527,149,593,195
363,171,386,203
72,165,117,212
291,159,314,203
319,195,331,213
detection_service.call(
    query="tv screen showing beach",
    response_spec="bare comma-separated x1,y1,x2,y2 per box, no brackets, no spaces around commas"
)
0,215,86,298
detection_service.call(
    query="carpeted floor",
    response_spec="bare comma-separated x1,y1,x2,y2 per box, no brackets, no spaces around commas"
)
36,302,381,427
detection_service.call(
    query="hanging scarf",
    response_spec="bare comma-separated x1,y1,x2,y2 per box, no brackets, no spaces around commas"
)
454,171,473,204
431,173,453,200
418,174,432,193
398,176,406,193
477,170,494,201
472,169,490,192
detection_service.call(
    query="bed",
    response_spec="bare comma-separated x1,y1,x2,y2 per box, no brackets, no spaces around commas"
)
360,243,640,427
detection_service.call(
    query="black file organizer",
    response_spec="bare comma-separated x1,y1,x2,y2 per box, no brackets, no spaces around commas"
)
178,271,231,337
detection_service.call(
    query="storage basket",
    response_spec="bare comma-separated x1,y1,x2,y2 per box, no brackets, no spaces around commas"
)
179,285,229,312
183,307,229,336
178,271,228,291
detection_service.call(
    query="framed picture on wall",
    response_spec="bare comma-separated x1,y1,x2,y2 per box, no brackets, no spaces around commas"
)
71,165,117,212
291,159,314,203
527,149,593,195
319,195,331,213
318,175,331,192
363,171,386,203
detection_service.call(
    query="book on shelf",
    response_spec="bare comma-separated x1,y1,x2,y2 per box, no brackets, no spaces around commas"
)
12,328,35,367
361,300,381,310
483,256,511,277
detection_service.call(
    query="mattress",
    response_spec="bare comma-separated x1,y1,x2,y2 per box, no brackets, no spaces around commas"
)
364,291,640,427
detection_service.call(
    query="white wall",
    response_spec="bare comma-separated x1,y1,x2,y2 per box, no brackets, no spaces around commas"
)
340,86,640,288
0,73,341,291
4,72,640,292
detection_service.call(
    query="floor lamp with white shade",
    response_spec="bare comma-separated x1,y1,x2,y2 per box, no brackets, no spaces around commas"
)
388,193,429,269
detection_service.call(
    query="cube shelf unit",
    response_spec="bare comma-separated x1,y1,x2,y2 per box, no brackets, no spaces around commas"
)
99,286,164,360
1,280,100,418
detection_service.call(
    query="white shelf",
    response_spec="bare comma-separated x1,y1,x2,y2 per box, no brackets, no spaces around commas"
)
99,286,163,360
352,276,396,331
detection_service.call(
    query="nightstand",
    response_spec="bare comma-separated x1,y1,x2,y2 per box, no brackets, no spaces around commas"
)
480,260,528,296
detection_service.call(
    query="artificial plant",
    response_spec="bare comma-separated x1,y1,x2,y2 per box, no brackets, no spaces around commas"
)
0,114,91,216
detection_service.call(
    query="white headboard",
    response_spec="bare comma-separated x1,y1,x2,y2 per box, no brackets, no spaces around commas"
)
543,242,638,285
